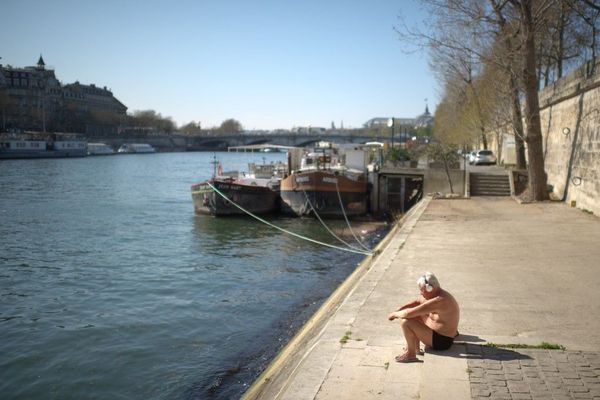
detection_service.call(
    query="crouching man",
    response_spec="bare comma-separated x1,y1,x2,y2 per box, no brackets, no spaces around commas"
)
388,272,460,363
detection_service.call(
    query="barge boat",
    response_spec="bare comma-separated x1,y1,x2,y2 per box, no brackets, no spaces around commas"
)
191,160,281,216
280,143,368,218
191,176,280,216
0,134,87,159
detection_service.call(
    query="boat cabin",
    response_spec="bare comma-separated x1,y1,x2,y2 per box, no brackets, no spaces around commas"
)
0,140,47,151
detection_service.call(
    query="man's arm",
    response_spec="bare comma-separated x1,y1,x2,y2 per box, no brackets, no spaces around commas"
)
389,296,442,320
396,298,421,311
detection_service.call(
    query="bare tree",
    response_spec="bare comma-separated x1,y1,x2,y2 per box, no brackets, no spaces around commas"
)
508,0,551,200
398,0,550,199
565,0,600,73
487,3,529,169
399,0,600,200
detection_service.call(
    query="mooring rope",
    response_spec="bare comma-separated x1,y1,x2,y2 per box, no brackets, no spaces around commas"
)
335,181,372,252
206,182,373,256
301,189,368,254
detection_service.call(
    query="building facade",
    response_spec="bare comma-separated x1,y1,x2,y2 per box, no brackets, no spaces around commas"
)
0,56,127,134
363,105,434,130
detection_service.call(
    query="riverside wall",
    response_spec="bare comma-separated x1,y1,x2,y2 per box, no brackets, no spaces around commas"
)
538,59,600,215
490,59,600,216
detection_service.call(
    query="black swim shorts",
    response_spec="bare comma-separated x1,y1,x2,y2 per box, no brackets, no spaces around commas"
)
432,330,454,350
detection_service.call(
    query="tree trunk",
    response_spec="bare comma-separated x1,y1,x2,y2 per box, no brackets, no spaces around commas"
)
480,127,488,150
557,2,565,79
495,131,503,163
521,1,548,201
467,82,489,150
592,23,597,75
490,1,526,169
509,74,527,169
443,156,454,194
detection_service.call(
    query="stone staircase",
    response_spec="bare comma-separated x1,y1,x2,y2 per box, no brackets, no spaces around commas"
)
469,173,511,196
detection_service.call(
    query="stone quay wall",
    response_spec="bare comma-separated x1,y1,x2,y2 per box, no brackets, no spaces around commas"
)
538,58,600,215
490,59,600,215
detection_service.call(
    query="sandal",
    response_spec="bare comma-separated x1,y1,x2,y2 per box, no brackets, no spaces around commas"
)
403,347,424,356
395,353,421,363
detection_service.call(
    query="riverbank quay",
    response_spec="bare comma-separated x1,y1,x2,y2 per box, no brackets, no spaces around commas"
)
243,196,600,399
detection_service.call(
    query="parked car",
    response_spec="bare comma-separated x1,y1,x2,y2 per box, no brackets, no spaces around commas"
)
472,150,497,165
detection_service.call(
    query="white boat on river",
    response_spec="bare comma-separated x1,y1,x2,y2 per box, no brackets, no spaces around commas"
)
87,143,115,156
117,143,156,154
0,135,87,159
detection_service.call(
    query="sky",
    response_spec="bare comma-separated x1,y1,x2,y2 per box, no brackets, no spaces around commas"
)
2,0,437,130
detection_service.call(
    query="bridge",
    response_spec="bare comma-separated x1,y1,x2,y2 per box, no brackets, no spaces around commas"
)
186,132,384,150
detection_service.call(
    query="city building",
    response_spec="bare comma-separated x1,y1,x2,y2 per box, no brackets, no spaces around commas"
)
414,104,433,128
0,56,127,134
363,117,416,128
363,105,434,130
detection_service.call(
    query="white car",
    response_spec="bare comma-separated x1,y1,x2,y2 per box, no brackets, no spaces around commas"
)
471,150,497,165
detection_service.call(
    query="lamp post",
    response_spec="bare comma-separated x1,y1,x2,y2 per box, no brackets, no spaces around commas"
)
387,118,394,148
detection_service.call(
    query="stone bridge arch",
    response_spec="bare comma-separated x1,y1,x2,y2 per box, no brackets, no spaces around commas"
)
189,137,231,151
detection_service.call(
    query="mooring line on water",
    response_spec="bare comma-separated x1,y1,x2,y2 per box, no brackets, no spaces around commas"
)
301,189,368,254
206,182,373,256
335,181,372,252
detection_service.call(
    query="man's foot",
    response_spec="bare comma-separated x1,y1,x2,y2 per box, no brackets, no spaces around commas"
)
404,347,424,356
395,352,421,363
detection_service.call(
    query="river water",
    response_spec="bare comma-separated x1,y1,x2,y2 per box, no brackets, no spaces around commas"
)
0,152,385,399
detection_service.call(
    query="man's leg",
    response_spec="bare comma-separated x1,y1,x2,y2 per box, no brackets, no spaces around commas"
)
396,318,434,362
414,338,423,355
414,316,428,354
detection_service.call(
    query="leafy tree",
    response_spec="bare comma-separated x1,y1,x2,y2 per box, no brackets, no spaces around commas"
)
130,109,160,126
180,121,202,135
127,109,175,133
414,125,431,137
427,142,460,194
217,118,243,135
387,147,413,164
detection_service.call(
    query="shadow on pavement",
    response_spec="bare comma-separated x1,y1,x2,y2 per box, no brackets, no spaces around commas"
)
427,341,533,362
455,333,485,343
464,344,533,361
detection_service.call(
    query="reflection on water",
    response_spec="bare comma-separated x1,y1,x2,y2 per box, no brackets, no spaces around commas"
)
0,152,385,399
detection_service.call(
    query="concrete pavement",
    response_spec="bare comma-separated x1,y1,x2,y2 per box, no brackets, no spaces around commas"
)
243,196,600,399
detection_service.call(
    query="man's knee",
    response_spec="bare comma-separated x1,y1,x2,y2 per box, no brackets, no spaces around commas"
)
399,318,418,331
400,318,420,327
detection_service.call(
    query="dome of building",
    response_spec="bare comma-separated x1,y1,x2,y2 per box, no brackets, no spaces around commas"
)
414,104,433,128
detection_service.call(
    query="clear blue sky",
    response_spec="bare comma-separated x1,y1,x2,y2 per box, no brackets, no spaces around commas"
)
2,0,436,130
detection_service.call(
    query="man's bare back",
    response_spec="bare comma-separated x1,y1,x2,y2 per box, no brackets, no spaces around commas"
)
419,288,459,337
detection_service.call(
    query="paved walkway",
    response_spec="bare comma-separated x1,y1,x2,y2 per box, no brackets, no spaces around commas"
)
466,345,600,399
243,196,600,400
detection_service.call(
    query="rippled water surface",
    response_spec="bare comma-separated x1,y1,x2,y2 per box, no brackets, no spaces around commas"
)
0,152,383,399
